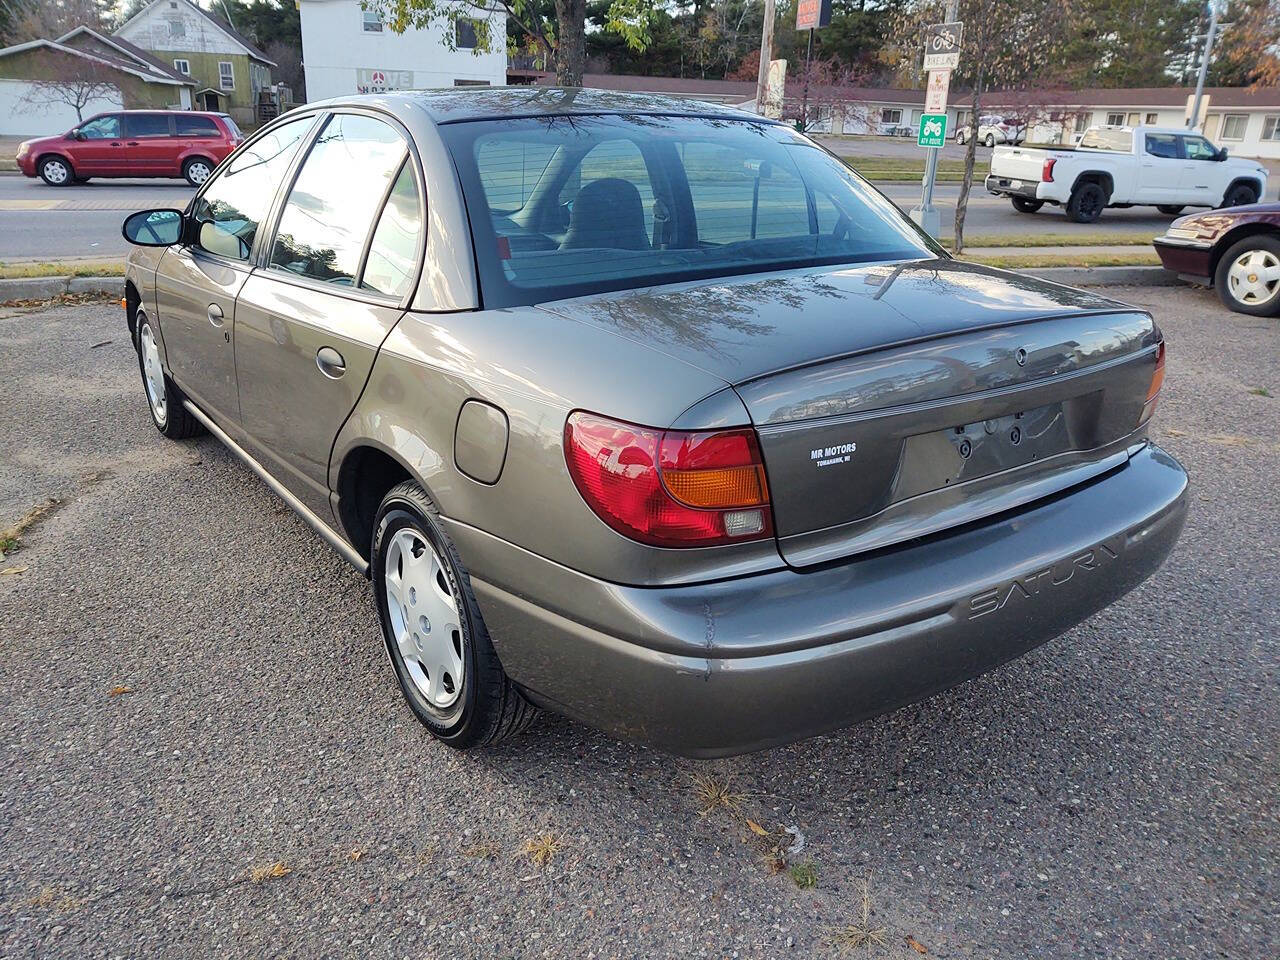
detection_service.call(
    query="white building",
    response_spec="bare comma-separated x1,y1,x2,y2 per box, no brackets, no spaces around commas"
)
298,0,506,102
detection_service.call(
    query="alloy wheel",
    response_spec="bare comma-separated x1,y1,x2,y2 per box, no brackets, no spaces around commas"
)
187,161,211,185
384,527,464,709
139,320,167,426
1227,249,1280,307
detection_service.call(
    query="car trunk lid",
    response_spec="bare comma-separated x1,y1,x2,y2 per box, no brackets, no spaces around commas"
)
538,259,1160,566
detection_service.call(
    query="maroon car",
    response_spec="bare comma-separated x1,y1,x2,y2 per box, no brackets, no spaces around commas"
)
1154,202,1280,317
15,110,242,188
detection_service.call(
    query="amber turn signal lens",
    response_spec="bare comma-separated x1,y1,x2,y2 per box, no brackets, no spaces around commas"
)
1138,341,1166,426
661,464,768,509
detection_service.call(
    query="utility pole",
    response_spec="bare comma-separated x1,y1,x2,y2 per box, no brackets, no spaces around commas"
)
1188,0,1220,129
756,0,777,117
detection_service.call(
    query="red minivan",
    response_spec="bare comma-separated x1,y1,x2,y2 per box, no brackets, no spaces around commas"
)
15,110,243,187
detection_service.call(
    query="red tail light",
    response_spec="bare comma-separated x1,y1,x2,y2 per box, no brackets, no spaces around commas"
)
564,411,772,547
1042,158,1057,182
1138,341,1166,426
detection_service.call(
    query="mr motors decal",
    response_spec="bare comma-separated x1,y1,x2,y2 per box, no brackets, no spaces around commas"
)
810,441,857,468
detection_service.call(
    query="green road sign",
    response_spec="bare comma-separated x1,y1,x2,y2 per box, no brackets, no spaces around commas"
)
918,113,948,147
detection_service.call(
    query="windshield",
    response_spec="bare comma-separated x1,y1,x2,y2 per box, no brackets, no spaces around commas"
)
441,114,939,308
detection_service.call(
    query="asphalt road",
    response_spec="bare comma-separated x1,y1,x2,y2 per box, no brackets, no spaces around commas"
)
0,168,1180,263
0,287,1276,958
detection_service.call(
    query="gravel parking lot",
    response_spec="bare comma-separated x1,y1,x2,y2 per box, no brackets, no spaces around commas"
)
0,286,1276,959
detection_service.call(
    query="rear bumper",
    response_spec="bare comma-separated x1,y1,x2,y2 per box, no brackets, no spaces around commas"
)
1153,237,1213,285
985,174,1044,200
460,443,1188,758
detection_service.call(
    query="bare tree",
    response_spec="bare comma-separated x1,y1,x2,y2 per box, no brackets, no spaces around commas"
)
17,51,119,123
781,57,873,134
5,0,112,44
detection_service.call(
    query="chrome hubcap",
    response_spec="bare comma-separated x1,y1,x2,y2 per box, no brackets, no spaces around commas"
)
139,319,167,425
384,528,464,709
188,162,211,184
44,160,68,184
1227,249,1280,306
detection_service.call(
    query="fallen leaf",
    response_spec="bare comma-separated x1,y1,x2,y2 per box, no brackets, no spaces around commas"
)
108,685,133,697
906,934,929,954
745,818,770,837
1,565,27,575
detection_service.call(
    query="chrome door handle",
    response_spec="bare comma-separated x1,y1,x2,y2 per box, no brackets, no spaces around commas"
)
207,303,224,327
316,346,346,379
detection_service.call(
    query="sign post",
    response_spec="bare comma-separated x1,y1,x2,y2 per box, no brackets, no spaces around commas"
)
909,14,961,238
795,0,832,131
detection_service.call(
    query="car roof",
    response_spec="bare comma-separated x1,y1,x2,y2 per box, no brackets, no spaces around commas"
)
312,87,774,126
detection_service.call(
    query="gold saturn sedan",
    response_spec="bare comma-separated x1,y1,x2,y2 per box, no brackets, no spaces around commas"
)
121,88,1188,757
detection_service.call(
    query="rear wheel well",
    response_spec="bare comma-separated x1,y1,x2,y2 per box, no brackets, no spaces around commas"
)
336,446,414,562
1070,171,1114,201
1209,223,1280,280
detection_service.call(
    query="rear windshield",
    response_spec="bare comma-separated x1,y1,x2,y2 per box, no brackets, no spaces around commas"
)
441,114,938,308
219,114,243,138
1080,128,1133,151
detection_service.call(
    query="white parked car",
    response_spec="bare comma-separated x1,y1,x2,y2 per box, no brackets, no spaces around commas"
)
957,115,1025,147
985,125,1269,222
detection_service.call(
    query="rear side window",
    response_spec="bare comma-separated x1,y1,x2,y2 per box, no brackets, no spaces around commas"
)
176,115,220,137
361,161,423,298
1144,134,1178,159
190,115,316,261
269,113,407,285
124,114,170,138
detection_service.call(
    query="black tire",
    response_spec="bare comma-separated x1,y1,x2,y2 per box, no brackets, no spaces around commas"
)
1067,182,1107,223
1011,197,1044,214
1220,182,1258,209
182,157,214,187
37,155,73,186
984,133,996,148
1157,204,1185,215
1213,234,1280,317
134,309,202,439
372,480,536,749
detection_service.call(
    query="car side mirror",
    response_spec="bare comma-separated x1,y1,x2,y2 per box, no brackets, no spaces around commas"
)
1218,147,1229,160
71,130,86,141
122,208,185,247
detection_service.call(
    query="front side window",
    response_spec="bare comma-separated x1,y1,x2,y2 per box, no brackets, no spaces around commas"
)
361,161,423,297
124,113,170,138
443,114,937,309
190,114,316,261
1181,135,1218,161
1221,114,1248,140
362,9,382,31
269,113,407,285
219,61,234,90
78,115,120,139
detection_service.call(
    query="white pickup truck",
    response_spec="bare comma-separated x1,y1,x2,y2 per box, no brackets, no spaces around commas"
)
985,125,1269,223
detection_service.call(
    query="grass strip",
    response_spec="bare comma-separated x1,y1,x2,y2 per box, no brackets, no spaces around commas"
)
951,232,1156,249
0,260,125,280
961,251,1162,269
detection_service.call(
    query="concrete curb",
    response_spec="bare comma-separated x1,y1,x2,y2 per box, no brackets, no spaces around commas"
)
0,275,120,301
1018,265,1181,288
